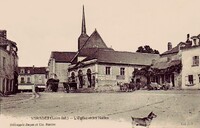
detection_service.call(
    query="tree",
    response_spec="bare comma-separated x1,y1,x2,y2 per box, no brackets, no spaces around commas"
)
136,45,159,54
136,46,145,53
154,50,160,54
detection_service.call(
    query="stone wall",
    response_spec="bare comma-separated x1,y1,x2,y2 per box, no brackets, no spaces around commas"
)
0,47,18,94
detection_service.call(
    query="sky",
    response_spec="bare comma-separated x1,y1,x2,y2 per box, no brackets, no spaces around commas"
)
0,0,200,67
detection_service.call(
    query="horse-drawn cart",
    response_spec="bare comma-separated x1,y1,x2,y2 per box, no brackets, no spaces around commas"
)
46,78,59,92
63,82,77,93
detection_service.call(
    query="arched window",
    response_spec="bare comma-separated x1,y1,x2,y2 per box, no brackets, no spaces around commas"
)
21,77,25,83
87,69,91,74
78,70,83,76
78,70,83,88
71,72,75,77
87,69,92,88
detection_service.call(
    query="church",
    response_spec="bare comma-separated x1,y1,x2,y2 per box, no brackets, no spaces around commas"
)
48,6,159,91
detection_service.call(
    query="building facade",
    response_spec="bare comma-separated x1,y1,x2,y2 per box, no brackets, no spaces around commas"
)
135,34,200,90
18,66,47,91
47,6,159,91
69,49,159,90
181,42,200,89
67,6,159,91
147,42,183,89
48,52,76,84
0,30,18,95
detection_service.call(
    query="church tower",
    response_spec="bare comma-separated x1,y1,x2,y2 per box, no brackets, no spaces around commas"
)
78,5,89,50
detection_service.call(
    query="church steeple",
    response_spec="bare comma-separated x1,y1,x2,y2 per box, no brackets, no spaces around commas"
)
81,5,86,35
78,5,89,50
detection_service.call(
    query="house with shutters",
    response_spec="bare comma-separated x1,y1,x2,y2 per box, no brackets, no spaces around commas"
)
18,66,47,91
134,34,200,89
181,35,200,89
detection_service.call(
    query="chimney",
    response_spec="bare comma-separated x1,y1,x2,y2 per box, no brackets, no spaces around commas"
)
198,34,200,46
168,42,172,50
193,38,197,46
187,34,190,40
0,30,7,38
199,40,200,46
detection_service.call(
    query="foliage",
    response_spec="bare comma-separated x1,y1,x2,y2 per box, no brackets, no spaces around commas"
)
136,45,160,54
134,63,182,76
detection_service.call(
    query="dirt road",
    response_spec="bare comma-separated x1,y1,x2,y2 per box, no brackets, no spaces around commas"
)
1,90,200,128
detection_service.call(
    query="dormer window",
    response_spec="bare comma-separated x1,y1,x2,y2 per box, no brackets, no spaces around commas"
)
27,70,30,74
20,69,25,74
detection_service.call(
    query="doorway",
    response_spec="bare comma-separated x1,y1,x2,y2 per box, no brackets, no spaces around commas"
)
78,70,83,88
87,69,92,88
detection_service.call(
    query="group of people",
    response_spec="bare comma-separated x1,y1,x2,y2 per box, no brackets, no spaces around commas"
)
119,81,172,92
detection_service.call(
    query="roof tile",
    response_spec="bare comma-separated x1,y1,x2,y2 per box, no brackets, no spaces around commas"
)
51,51,76,62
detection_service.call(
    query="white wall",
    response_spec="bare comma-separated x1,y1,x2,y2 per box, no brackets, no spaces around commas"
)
182,47,200,89
48,58,55,78
97,64,143,86
18,75,34,84
48,58,71,83
34,74,46,85
69,62,147,87
18,74,47,90
55,63,71,83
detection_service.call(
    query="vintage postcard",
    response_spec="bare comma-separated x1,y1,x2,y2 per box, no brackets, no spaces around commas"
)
0,0,200,128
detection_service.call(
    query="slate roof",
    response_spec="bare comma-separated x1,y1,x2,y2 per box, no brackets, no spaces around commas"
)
51,51,76,63
74,30,159,66
82,49,160,66
79,47,114,56
151,59,181,69
34,67,47,74
18,67,47,75
82,29,108,49
71,30,112,63
161,45,179,56
161,39,193,56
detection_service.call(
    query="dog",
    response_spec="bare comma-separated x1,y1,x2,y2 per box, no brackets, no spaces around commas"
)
131,112,157,128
